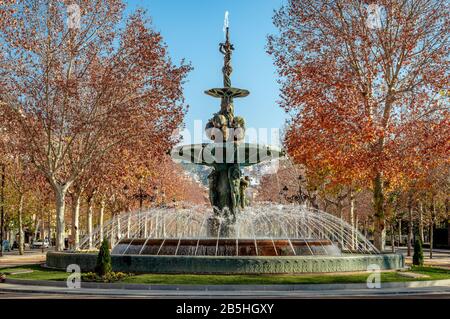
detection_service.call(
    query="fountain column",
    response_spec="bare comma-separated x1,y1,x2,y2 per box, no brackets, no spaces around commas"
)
204,24,250,237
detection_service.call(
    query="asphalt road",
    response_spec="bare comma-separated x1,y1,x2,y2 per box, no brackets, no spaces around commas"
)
1,283,450,299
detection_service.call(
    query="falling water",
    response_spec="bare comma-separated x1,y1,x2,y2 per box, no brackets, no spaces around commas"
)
78,202,378,256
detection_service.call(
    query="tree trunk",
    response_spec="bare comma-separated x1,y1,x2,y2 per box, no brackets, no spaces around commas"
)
87,196,94,249
430,199,435,259
48,210,52,246
350,190,355,250
419,202,424,243
398,219,402,248
34,219,40,241
127,213,131,238
99,200,105,242
144,214,148,238
110,214,116,247
155,213,160,237
0,164,4,258
116,214,121,240
407,195,413,257
391,222,395,253
71,191,81,250
55,187,67,251
41,216,46,241
18,194,24,255
430,222,433,259
364,219,368,238
338,202,344,249
372,173,385,251
163,215,166,237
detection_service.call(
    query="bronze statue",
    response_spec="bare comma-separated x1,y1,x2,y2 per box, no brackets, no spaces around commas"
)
228,165,241,210
203,26,252,236
207,170,218,207
171,20,285,237
219,27,234,88
240,176,250,209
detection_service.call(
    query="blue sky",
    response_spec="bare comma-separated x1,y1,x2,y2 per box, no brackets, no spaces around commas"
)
125,0,287,144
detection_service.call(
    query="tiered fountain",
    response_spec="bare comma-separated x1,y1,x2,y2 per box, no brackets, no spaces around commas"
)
46,24,404,274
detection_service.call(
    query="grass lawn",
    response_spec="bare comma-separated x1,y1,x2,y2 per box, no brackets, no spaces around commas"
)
1,265,450,285
1,264,69,281
121,267,450,285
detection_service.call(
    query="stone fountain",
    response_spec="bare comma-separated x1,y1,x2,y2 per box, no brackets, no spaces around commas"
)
46,20,404,275
171,25,283,237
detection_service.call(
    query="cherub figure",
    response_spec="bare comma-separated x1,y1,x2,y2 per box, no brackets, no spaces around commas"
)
232,116,245,142
205,113,228,141
240,176,250,209
228,165,241,211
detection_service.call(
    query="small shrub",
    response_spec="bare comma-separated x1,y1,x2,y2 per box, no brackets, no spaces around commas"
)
103,272,129,282
95,239,112,277
81,272,98,282
413,238,424,266
82,271,130,283
0,273,6,283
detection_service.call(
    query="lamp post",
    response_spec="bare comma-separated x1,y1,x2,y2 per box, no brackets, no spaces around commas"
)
132,176,152,237
151,185,158,205
138,187,146,213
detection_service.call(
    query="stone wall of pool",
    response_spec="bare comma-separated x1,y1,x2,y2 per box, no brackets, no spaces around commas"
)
46,252,405,274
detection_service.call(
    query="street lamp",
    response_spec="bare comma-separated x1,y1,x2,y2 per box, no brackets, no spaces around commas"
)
132,176,153,237
152,185,158,204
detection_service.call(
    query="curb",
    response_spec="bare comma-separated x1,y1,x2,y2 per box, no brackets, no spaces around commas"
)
3,278,450,292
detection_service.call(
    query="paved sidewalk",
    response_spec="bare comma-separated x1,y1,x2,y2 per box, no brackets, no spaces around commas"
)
0,250,47,269
388,247,450,269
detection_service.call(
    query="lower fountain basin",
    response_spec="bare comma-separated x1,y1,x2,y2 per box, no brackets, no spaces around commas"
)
46,251,405,274
112,238,342,256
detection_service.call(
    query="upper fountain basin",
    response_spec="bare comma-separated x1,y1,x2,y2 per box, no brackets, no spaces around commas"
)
204,87,250,98
170,142,284,166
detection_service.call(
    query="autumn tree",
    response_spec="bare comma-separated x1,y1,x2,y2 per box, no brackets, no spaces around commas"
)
0,1,191,250
268,0,449,250
0,119,43,253
412,165,449,258
68,148,207,249
255,160,325,209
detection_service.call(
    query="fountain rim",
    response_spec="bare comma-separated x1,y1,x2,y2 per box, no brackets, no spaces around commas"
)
46,250,405,274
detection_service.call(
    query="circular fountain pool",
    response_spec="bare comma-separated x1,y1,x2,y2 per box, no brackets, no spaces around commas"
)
46,203,404,274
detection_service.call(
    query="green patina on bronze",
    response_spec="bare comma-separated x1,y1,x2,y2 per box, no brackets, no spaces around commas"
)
202,27,255,235
170,26,285,232
46,251,405,274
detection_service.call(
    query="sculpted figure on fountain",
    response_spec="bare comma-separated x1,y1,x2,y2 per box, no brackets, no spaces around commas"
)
240,176,250,209
203,25,252,236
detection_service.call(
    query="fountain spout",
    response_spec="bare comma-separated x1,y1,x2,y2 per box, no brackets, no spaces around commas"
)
219,26,234,89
